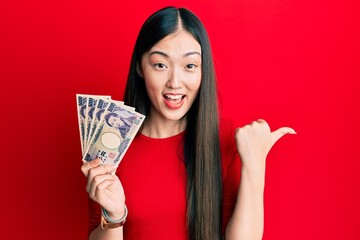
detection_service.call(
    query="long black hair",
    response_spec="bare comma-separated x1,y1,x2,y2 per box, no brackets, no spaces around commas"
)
124,7,222,240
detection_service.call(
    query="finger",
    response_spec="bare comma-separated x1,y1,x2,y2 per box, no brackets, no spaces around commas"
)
88,174,118,199
271,127,297,144
81,158,101,177
87,171,116,193
250,119,268,129
256,119,266,123
88,164,118,178
250,119,264,125
90,179,117,200
87,164,118,189
93,178,120,208
96,177,118,194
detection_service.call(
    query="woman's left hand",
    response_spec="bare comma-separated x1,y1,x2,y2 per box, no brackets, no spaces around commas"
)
235,119,296,170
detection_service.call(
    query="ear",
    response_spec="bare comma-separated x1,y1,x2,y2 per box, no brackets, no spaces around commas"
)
136,62,143,78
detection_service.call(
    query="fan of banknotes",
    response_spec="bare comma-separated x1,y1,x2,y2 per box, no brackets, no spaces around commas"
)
76,94,145,166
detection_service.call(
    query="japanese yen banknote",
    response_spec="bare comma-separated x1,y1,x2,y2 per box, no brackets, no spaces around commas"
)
76,94,145,166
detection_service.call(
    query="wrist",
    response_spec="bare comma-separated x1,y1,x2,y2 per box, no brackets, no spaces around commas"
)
101,205,128,230
241,165,266,189
241,158,266,174
107,207,126,220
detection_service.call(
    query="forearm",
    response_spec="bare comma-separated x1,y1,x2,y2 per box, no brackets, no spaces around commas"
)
225,164,265,240
89,225,123,240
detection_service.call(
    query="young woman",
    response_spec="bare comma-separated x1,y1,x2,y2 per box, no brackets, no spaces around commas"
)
81,6,295,240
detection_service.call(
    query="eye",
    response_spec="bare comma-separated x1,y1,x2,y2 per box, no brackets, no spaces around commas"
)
185,64,197,69
154,63,168,69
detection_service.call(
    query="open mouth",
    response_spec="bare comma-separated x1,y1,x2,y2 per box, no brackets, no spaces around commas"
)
164,94,185,103
163,94,186,109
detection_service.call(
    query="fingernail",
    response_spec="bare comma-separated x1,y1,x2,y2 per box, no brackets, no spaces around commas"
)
110,165,117,169
290,129,297,134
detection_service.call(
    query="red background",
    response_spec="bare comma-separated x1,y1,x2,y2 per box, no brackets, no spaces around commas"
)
1,0,359,239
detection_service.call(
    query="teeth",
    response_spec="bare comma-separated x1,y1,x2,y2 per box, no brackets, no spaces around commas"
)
165,94,183,100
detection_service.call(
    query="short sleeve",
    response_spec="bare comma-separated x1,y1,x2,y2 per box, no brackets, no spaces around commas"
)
220,118,241,235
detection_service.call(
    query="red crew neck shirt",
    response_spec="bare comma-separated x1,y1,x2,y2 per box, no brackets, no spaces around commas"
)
88,118,241,239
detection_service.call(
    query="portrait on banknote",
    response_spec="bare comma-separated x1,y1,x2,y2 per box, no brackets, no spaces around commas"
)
79,98,145,165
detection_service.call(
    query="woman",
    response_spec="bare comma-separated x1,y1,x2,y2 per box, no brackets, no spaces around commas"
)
81,6,295,240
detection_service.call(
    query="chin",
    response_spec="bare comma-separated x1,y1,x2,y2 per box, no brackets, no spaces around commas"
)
163,109,188,122
164,114,186,122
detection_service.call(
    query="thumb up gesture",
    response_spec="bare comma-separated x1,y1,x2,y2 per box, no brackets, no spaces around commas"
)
235,119,296,170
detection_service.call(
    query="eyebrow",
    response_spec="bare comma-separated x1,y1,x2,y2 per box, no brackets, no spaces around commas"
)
149,51,201,58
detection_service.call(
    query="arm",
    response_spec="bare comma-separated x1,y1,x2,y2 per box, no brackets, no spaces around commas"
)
81,159,126,240
225,156,265,240
89,225,123,240
225,119,295,240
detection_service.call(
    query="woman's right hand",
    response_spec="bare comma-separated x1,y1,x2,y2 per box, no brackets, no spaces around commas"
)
81,159,126,219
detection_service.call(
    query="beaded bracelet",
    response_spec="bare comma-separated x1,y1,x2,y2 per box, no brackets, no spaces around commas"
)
101,205,128,223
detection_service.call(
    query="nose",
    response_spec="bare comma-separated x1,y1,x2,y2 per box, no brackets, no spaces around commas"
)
166,67,181,89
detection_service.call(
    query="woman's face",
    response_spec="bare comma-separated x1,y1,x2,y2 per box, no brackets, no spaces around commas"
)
108,115,125,128
141,30,202,123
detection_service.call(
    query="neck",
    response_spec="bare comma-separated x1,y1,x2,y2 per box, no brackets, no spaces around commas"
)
141,114,186,139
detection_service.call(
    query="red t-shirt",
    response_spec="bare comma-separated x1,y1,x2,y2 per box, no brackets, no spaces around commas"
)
88,118,241,239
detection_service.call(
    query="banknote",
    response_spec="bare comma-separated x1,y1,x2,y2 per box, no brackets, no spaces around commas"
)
84,96,98,153
76,94,88,155
86,98,110,150
85,96,111,150
82,100,145,165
